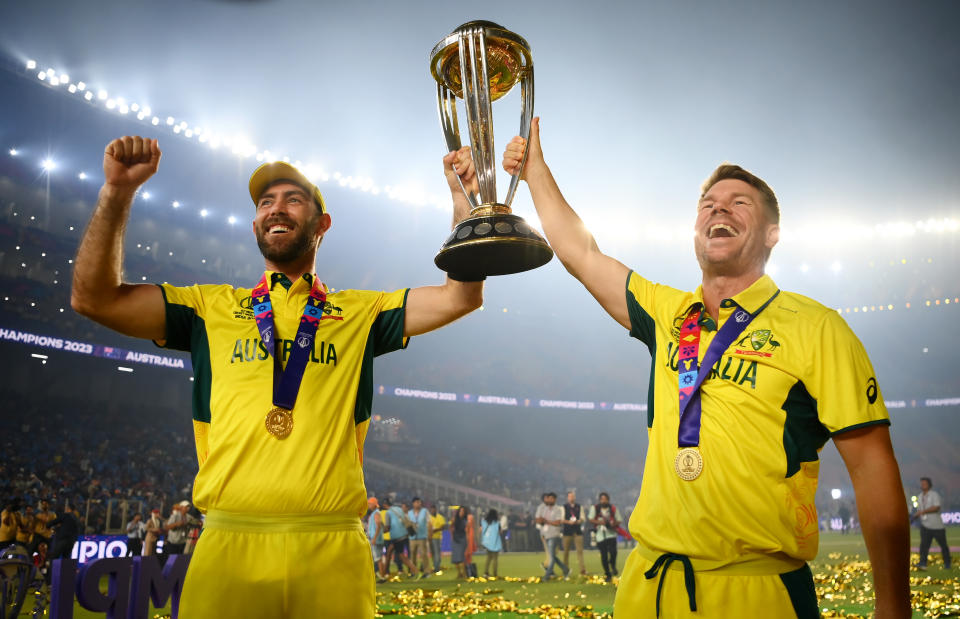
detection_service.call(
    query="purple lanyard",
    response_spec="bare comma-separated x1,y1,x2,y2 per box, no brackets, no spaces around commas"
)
676,291,779,447
251,273,327,410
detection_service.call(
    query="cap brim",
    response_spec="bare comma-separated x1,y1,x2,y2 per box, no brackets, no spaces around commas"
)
249,161,326,214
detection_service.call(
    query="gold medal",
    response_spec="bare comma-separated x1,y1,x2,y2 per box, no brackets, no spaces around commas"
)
674,447,703,481
265,407,293,439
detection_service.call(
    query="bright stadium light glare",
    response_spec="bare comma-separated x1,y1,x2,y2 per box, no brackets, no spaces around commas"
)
200,208,209,217
76,81,86,91
831,488,841,500
130,103,139,112
166,116,175,125
8,148,18,156
67,84,77,93
172,200,180,208
84,91,93,101
119,104,129,114
26,60,36,70
37,71,46,80
106,99,116,109
78,172,87,180
228,215,237,225
98,89,107,100
141,191,151,200
59,73,69,83
41,158,56,171
800,263,809,273
151,116,160,125
830,261,842,274
49,76,60,86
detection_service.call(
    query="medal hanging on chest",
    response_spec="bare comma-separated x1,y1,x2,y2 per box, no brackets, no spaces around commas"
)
251,273,327,439
674,291,779,480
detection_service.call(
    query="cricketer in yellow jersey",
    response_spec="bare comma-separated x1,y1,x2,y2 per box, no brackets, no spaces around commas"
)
503,118,911,618
71,135,484,618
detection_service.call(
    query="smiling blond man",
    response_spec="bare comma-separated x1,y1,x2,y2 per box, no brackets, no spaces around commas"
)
503,119,910,618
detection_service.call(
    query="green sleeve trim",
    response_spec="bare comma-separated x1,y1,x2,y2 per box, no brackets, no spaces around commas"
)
625,271,656,349
830,418,891,437
156,284,196,352
781,381,830,478
371,289,409,356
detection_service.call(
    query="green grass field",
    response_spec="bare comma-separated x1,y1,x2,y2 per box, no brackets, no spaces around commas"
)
24,529,959,617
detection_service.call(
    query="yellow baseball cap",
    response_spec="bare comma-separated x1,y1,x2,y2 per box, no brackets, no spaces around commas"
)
248,161,326,215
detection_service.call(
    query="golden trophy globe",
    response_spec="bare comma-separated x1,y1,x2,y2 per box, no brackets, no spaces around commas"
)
430,20,553,278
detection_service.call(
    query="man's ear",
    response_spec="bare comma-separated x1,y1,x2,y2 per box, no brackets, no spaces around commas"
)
766,223,780,250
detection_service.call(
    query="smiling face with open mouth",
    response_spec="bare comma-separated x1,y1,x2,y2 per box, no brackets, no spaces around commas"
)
694,178,779,278
253,181,328,267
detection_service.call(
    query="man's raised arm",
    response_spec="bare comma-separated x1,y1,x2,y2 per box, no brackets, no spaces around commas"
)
71,136,167,341
403,146,484,337
502,117,630,329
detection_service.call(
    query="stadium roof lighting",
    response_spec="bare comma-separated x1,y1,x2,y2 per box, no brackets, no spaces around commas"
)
830,488,841,500
131,103,139,112
830,261,842,274
25,60,36,70
60,73,69,83
67,84,77,93
31,353,48,360
200,208,209,218
78,172,87,180
8,148,18,156
41,158,55,171
84,91,93,101
228,215,237,225
98,89,107,100
152,116,160,125
142,191,151,200
172,200,180,208
76,81,86,91
106,99,116,109
166,116,174,125
37,71,46,80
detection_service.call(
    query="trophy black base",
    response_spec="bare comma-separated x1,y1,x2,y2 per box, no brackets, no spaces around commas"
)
435,213,553,278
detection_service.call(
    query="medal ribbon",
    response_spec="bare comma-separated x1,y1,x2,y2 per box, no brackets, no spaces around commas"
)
251,273,327,411
676,290,780,448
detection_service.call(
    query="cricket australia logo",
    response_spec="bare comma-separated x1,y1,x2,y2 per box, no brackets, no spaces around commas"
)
322,304,345,321
735,329,781,358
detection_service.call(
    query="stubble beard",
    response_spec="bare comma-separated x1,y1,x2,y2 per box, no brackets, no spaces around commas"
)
256,225,316,264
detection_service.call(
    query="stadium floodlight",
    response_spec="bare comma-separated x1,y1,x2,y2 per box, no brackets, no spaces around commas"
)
106,99,116,109
59,73,69,83
172,200,180,208
45,68,55,76
137,112,146,120
142,191,151,200
67,84,77,93
119,104,129,114
142,106,151,116
8,148,18,156
830,261,842,274
84,91,93,101
228,215,237,225
184,130,193,138
151,116,160,125
117,366,134,373
41,158,55,171
98,89,107,100
49,76,60,86
200,208,209,217
830,488,841,500
37,71,46,80
26,60,36,70
76,81,86,91
166,116,175,125
173,126,181,134
78,172,87,180
131,103,139,112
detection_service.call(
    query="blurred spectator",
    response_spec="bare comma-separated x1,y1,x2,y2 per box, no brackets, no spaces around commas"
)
126,512,145,556
481,508,502,577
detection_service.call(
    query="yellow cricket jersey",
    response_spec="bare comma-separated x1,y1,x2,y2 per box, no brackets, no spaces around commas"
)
625,271,888,565
430,513,446,539
157,271,408,517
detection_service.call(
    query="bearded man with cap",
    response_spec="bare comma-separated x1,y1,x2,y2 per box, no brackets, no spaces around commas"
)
71,135,484,617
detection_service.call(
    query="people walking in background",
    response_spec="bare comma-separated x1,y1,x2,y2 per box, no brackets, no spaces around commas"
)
450,505,469,579
912,477,951,570
463,505,477,578
535,492,569,581
408,497,431,575
589,492,621,581
428,503,445,573
481,508,503,577
561,491,586,575
144,509,163,557
126,512,145,556
48,503,79,563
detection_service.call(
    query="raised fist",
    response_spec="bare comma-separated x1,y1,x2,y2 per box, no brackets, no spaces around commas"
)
103,136,161,189
443,145,479,197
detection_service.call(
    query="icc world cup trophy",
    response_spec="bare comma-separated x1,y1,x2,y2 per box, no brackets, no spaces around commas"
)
430,21,553,278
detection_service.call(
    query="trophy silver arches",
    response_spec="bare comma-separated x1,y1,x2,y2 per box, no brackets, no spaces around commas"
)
430,20,553,278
